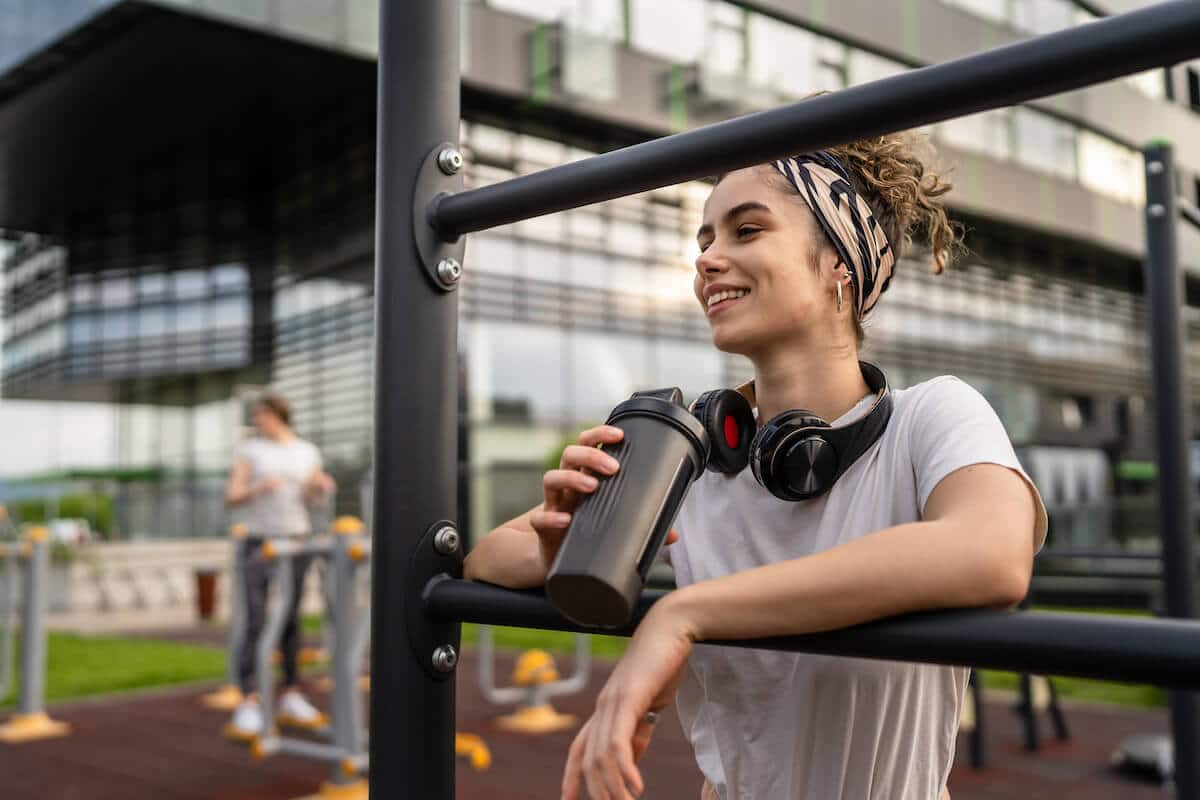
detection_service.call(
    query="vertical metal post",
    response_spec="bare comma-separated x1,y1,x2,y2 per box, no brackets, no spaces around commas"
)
328,538,360,786
371,1,461,798
1143,141,1198,799
18,537,50,715
0,546,17,701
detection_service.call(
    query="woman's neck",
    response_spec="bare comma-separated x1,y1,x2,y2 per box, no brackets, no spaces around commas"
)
750,347,870,425
266,428,296,444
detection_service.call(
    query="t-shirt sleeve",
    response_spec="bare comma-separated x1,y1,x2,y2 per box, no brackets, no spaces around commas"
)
908,377,1048,552
233,439,256,469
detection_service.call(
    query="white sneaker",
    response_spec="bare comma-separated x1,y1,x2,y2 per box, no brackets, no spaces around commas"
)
225,700,264,741
277,690,327,729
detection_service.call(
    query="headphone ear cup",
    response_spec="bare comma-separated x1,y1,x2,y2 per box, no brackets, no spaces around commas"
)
691,390,754,474
750,411,835,500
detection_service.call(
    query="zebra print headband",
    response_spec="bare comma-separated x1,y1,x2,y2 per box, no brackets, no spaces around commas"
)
771,152,895,319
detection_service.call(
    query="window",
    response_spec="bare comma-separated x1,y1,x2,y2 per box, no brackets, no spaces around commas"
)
747,14,815,98
1188,68,1200,112
138,272,168,300
1013,109,1076,180
100,274,134,307
706,3,746,77
630,0,706,64
173,270,208,300
1077,131,1144,205
1125,69,1166,100
848,50,907,87
937,109,1012,161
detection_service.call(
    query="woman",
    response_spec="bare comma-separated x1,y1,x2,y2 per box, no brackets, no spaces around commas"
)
464,134,1046,800
224,392,336,739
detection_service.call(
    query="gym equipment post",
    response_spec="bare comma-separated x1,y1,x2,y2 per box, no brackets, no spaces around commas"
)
247,521,372,800
0,527,71,743
372,3,1200,797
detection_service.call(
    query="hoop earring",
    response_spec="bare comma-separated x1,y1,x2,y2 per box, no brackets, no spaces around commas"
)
836,281,843,314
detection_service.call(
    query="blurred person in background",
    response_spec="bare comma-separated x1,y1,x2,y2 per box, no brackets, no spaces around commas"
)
224,391,335,738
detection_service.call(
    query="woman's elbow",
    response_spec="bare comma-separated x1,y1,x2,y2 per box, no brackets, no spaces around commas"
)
982,552,1033,608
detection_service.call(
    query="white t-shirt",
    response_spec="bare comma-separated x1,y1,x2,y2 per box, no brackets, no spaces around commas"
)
667,376,1048,800
234,436,323,537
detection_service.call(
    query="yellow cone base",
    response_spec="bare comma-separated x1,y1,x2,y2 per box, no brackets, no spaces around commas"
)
278,711,330,732
0,712,71,743
456,732,492,771
200,685,244,710
298,647,327,666
291,779,370,800
312,675,369,694
495,704,577,734
222,722,258,743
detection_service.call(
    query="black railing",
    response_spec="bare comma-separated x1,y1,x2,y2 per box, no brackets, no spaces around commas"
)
373,3,1200,798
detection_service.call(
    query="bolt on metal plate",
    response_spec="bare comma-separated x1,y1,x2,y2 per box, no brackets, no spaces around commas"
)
432,644,458,673
433,526,460,555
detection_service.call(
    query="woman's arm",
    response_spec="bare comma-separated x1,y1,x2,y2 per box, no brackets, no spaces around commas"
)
463,507,548,588
561,462,1038,800
670,462,1035,641
225,459,279,507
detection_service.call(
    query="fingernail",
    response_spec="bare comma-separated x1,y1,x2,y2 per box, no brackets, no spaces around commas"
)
553,512,572,526
604,457,620,472
582,475,599,489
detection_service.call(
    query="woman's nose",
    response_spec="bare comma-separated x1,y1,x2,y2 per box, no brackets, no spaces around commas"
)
695,246,729,275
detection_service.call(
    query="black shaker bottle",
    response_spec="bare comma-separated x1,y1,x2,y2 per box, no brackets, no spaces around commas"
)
545,388,710,628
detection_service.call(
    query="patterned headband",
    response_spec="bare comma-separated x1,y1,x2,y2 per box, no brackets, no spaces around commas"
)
771,151,895,319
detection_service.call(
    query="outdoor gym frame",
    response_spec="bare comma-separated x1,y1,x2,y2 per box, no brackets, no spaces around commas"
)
371,2,1200,798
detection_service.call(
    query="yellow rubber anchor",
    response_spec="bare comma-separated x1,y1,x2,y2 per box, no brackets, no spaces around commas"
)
495,649,578,734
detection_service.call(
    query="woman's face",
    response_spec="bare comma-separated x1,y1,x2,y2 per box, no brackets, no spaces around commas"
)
252,404,285,437
694,166,840,358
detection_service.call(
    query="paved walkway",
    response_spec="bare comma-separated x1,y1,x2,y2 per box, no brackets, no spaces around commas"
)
0,646,1173,799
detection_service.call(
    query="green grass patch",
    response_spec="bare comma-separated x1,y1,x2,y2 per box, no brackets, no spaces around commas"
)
1,631,225,708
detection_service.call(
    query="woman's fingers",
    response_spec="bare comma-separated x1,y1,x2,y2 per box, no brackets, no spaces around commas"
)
529,507,572,533
562,722,588,800
543,468,601,498
559,444,621,476
576,424,625,449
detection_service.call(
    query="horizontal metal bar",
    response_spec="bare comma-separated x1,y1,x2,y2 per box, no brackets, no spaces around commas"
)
1182,200,1200,232
261,736,349,765
427,579,1200,690
435,1,1200,237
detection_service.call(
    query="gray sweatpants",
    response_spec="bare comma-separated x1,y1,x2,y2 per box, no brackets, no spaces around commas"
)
238,539,313,695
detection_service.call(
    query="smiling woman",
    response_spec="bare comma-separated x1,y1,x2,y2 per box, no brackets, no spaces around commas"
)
465,125,1047,800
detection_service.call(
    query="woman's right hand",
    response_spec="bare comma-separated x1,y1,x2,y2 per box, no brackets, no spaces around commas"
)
529,424,625,570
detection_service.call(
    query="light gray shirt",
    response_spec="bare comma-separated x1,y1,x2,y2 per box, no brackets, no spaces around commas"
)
668,376,1047,800
234,436,323,537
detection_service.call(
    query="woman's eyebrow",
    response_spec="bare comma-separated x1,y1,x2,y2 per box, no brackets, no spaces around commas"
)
696,201,773,240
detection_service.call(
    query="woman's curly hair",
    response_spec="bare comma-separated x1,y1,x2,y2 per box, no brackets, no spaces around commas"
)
825,131,961,277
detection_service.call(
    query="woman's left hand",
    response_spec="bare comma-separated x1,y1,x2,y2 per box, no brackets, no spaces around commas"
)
562,593,697,800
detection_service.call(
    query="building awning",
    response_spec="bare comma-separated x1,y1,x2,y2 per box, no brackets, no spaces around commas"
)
0,0,376,237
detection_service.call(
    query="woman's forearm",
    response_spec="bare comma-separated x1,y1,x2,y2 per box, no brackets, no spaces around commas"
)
463,526,548,588
670,518,1030,645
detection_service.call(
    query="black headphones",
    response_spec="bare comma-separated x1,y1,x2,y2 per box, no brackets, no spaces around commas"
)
689,361,893,501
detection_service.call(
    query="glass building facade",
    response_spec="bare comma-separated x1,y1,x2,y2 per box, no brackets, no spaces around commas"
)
2,0,1199,546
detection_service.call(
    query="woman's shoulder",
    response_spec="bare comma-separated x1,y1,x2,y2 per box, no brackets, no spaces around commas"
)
892,374,984,411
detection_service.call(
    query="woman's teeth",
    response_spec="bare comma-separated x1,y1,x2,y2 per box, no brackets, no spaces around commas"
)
707,289,749,308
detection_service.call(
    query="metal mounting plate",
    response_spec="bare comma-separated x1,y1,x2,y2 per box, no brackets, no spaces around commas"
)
406,520,464,681
412,143,467,291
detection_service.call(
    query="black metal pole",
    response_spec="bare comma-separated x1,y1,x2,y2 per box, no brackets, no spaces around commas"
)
1143,141,1198,800
427,580,1200,690
371,2,460,799
432,0,1200,238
